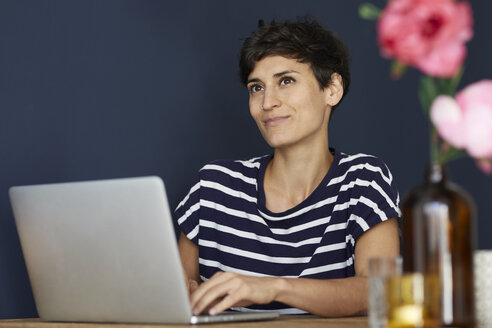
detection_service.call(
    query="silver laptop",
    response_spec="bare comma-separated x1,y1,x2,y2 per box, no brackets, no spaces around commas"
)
9,176,279,324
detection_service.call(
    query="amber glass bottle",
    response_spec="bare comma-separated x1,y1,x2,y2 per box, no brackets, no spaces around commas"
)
401,164,475,328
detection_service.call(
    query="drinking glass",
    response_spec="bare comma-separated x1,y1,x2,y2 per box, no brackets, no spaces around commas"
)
368,257,402,328
474,250,492,328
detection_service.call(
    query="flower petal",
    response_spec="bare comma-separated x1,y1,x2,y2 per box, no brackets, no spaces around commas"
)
476,158,492,175
430,95,466,148
416,42,466,78
463,104,492,158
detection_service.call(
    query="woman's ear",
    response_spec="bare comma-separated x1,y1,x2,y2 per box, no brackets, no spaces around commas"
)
325,73,344,107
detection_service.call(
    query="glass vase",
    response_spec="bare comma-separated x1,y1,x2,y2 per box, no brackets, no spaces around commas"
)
401,164,476,328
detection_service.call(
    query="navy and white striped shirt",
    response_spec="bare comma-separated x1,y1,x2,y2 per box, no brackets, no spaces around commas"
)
175,149,400,314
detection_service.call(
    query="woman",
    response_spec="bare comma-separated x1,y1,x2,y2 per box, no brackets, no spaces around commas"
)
175,17,400,317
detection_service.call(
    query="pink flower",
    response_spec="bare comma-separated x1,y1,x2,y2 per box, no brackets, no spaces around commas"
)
430,80,492,173
476,158,492,175
377,0,473,78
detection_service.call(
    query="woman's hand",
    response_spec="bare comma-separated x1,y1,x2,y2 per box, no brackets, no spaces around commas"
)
188,279,199,295
189,271,281,315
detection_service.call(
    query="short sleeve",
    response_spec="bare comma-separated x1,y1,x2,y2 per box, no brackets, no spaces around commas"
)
174,173,201,245
346,157,401,243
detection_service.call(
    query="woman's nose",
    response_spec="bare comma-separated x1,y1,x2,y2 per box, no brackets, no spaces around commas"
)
262,88,281,111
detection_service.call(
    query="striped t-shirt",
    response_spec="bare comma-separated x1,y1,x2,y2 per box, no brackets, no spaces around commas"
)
175,149,400,314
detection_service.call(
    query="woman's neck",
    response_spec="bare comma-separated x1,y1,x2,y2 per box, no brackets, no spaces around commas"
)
263,141,333,213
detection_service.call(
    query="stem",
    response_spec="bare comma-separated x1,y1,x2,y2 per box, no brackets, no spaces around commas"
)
441,147,467,163
430,127,440,165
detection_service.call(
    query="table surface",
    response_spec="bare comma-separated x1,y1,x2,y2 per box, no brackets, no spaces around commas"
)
0,315,368,328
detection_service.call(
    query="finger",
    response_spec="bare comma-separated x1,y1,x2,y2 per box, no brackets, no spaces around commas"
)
202,296,225,315
189,280,198,294
192,276,241,315
208,293,242,315
190,272,231,309
192,283,234,315
189,280,199,295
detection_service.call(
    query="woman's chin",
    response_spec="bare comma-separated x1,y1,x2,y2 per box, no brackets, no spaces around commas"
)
265,138,294,150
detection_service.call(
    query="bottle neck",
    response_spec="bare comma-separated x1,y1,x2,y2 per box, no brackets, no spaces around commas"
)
425,163,447,184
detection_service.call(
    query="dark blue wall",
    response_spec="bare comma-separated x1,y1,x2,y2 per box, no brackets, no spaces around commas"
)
1,0,491,318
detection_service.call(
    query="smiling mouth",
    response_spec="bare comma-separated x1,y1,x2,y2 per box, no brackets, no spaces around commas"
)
264,116,290,127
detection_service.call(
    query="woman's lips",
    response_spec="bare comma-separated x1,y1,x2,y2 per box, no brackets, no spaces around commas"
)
264,116,290,127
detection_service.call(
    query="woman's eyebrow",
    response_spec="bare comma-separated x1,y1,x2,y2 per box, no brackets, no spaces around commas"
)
246,78,261,85
273,70,298,78
247,70,299,85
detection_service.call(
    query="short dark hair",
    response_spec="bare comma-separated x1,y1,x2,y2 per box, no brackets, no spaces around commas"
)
239,17,351,109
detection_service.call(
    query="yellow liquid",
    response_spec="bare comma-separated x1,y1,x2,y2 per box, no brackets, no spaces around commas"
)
386,273,440,328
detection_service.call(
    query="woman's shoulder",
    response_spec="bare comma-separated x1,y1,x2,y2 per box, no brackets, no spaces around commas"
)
334,150,394,183
197,155,271,180
337,151,390,167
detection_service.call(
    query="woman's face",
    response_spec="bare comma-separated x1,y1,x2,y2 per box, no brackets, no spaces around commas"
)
247,55,338,150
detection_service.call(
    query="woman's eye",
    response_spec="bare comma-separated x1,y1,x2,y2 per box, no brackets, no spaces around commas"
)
249,84,263,93
280,76,295,86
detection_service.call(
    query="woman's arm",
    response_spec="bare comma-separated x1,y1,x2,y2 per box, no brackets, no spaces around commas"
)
189,217,400,316
178,232,200,294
